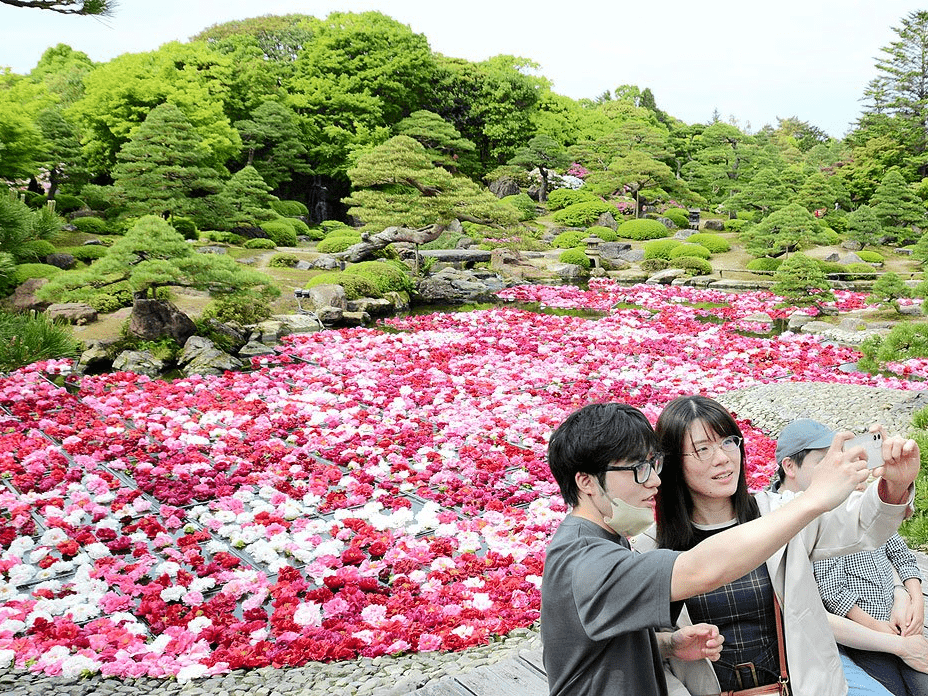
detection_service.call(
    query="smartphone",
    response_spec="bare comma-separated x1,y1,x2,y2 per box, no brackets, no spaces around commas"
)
844,432,884,469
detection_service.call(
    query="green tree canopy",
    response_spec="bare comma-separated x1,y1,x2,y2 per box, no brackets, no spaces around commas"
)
846,204,883,247
221,165,276,222
508,134,570,202
771,252,835,309
0,188,62,261
234,100,312,189
741,203,831,256
394,110,476,175
870,166,925,238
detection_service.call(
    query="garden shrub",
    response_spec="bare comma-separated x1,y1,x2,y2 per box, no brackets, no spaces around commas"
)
746,257,782,272
306,272,381,300
824,214,847,234
662,207,690,229
687,233,730,253
552,230,588,249
552,200,615,227
243,238,277,250
78,184,114,211
204,231,246,245
858,322,928,374
421,230,468,250
616,219,672,241
88,289,133,313
344,261,414,293
0,310,80,372
13,263,62,285
321,220,353,233
671,256,713,276
815,260,845,275
501,193,536,221
71,216,111,235
736,211,756,221
643,239,682,260
317,234,361,254
201,293,272,325
270,199,309,217
587,226,618,242
546,188,598,211
820,228,842,245
170,217,198,240
288,217,311,237
724,219,750,232
260,219,298,247
855,250,885,264
640,258,670,274
52,194,85,214
18,240,57,262
303,225,326,241
269,253,299,267
324,225,362,239
23,191,45,209
558,247,592,270
669,243,711,260
0,253,17,297
868,271,910,311
842,262,878,280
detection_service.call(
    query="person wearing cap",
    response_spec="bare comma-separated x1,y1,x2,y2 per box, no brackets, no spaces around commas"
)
634,396,920,696
776,420,928,695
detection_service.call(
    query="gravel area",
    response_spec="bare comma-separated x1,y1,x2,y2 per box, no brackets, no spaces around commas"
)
3,382,926,695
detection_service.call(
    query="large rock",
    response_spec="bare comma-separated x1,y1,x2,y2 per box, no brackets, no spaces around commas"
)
703,219,725,231
646,269,688,285
129,299,196,344
315,306,344,325
598,242,632,260
252,320,286,344
45,253,76,270
112,350,165,377
488,177,521,198
46,303,97,325
299,284,347,311
551,263,584,281
203,319,249,353
595,212,618,230
341,311,371,326
75,340,115,374
383,291,411,312
840,252,864,265
673,229,697,241
841,240,864,251
310,256,342,270
9,278,50,313
655,216,676,230
617,249,645,263
272,314,325,334
418,249,493,267
347,298,393,316
238,341,277,359
416,267,504,304
179,336,242,376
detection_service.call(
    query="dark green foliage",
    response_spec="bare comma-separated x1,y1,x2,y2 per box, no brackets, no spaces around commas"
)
669,243,711,260
78,185,114,211
507,135,571,202
71,216,111,235
687,233,730,253
87,287,134,313
552,230,588,249
616,218,672,241
260,220,298,247
662,207,690,228
842,262,878,280
501,193,536,221
200,293,272,325
53,194,85,214
19,240,57,262
912,231,928,264
0,193,64,262
855,250,885,263
13,263,63,285
317,234,361,253
287,217,311,237
746,257,782,272
868,271,910,311
741,203,831,256
306,272,381,300
823,214,847,235
639,258,670,273
724,219,750,232
552,200,615,227
643,239,682,260
244,238,277,250
558,248,592,269
269,253,299,267
205,231,247,245
771,252,835,307
671,256,713,275
846,205,882,247
23,192,46,210
344,261,413,293
0,311,80,372
545,188,598,211
0,253,17,297
270,200,310,217
858,322,928,374
222,165,277,222
170,217,198,240
587,226,618,242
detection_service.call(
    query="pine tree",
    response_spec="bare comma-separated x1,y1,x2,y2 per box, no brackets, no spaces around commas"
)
870,167,925,240
846,205,883,247
221,165,277,222
771,252,835,309
508,135,571,203
868,271,910,312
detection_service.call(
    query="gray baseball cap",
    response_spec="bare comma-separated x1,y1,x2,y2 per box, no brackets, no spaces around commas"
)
775,418,837,463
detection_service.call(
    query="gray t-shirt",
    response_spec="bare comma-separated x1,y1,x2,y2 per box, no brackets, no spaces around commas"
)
541,515,681,696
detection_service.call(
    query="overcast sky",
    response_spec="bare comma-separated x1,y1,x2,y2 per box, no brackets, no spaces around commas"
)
0,0,923,138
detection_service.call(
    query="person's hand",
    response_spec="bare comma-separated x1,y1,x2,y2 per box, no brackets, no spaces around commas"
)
904,586,925,637
670,623,724,662
874,618,904,635
890,589,912,635
870,427,920,503
803,432,869,513
895,634,928,674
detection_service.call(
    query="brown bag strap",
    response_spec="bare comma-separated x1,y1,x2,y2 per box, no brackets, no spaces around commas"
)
772,593,789,692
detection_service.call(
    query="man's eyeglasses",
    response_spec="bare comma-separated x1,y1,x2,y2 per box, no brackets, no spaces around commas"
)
683,436,743,463
604,453,665,484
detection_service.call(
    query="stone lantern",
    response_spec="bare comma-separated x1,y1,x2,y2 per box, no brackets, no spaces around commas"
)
583,236,601,268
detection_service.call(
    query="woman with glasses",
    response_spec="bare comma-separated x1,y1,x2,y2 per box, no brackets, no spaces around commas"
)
633,394,917,696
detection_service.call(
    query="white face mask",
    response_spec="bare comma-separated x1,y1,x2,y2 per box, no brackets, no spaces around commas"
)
603,493,655,537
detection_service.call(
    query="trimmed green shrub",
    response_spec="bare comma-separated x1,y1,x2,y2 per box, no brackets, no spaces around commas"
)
640,258,670,274
501,193,536,221
325,226,362,239
244,238,277,249
19,240,57,262
687,233,730,253
52,194,84,214
643,239,682,260
421,230,468,250
57,246,110,262
288,217,311,237
0,310,80,372
270,199,309,217
736,211,756,221
260,220,298,247
344,261,414,293
868,271,910,311
842,262,878,280
204,231,246,245
587,226,618,242
170,217,198,240
201,293,272,325
671,256,713,276
321,220,353,233
23,191,45,209
552,230,588,249
317,234,361,254
616,218,672,241
88,289,133,313
269,253,299,267
746,258,782,272
662,207,690,229
13,263,62,285
306,272,381,300
724,219,750,232
71,216,111,235
816,260,846,276
552,200,615,227
558,247,592,270
858,322,928,374
855,250,885,264
669,243,711,260
303,225,326,241
823,214,847,235
546,188,598,211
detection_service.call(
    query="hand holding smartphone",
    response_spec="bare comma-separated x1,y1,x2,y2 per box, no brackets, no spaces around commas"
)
844,431,884,469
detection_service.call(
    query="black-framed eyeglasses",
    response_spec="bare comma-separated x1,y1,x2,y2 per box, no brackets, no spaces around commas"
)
683,435,743,463
603,453,664,484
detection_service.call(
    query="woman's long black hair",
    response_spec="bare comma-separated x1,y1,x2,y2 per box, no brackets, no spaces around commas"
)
654,395,760,551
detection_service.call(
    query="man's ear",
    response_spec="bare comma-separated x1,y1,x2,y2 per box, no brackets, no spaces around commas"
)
780,456,798,481
575,470,600,497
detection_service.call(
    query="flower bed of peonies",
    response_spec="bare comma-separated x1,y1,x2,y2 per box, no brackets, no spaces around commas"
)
0,280,924,681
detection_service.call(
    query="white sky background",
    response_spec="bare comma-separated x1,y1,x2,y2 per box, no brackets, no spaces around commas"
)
0,0,923,138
